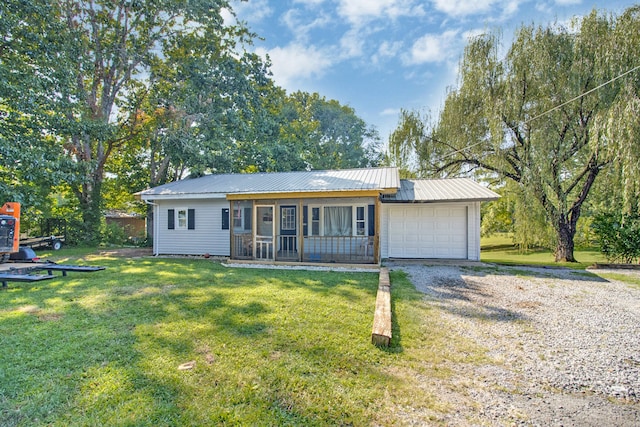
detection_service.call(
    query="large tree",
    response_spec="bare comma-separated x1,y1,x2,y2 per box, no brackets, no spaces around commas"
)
277,91,382,171
2,0,270,242
390,7,640,262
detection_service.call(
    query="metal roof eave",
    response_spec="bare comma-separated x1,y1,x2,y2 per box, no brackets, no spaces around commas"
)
381,196,500,204
138,192,228,201
226,188,385,201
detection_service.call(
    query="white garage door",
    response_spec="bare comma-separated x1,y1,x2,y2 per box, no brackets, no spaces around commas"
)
388,205,468,259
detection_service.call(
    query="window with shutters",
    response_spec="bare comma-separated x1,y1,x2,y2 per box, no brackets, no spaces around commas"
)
169,208,195,230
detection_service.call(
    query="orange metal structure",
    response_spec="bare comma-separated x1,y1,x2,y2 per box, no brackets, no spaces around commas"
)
0,202,21,258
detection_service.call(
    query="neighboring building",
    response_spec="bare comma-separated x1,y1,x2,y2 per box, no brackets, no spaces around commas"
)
105,211,146,241
136,167,499,264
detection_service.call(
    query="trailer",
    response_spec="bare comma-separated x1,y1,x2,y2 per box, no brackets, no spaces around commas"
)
20,235,65,251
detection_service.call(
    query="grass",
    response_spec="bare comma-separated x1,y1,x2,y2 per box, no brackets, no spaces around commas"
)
0,249,487,426
596,272,640,290
480,233,606,269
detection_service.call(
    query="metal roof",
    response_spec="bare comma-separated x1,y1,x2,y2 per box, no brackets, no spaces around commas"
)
137,167,400,200
388,178,500,203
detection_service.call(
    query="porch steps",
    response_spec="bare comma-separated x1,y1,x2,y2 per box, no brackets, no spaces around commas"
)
371,267,392,347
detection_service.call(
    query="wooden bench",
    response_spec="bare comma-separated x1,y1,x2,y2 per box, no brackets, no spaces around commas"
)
1,263,105,288
371,267,392,347
34,264,106,276
0,273,56,288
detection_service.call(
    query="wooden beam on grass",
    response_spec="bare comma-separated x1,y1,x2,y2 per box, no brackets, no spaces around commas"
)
371,267,392,347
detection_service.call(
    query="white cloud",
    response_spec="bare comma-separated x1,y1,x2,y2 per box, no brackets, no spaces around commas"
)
282,8,332,42
555,0,582,5
293,0,326,5
255,43,335,90
373,40,403,63
432,0,527,18
432,0,496,16
404,30,460,65
380,108,401,116
227,0,273,23
336,0,425,25
339,29,366,59
462,28,487,41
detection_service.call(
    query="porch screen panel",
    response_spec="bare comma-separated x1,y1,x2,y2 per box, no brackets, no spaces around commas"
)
324,206,352,236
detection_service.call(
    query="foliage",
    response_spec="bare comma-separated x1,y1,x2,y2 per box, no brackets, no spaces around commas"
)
0,254,485,425
591,212,640,263
389,7,640,263
2,0,272,244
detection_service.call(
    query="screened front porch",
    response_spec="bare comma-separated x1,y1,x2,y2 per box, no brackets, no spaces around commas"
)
229,199,378,264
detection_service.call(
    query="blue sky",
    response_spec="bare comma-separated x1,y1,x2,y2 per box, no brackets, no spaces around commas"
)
226,0,637,143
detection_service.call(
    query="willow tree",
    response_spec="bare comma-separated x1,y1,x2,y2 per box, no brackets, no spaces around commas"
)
390,7,640,262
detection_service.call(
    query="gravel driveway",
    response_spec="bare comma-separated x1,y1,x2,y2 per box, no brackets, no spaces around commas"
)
388,262,640,426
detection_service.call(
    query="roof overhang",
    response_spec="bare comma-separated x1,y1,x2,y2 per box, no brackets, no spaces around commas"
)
382,197,499,204
226,189,384,200
137,193,228,201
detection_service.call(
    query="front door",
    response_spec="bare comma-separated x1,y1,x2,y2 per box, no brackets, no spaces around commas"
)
280,206,297,252
255,206,274,260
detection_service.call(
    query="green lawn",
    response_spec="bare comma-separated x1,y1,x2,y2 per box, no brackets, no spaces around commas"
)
0,250,485,426
481,233,606,269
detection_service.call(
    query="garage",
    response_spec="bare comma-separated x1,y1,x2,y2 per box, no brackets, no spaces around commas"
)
380,178,500,261
387,205,468,259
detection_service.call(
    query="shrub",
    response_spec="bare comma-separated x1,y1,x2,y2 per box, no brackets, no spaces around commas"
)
591,213,640,264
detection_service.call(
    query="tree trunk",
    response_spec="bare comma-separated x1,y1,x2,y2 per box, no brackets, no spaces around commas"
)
555,215,577,262
75,161,105,245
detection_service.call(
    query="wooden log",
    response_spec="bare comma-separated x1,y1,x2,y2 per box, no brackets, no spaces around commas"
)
371,267,392,347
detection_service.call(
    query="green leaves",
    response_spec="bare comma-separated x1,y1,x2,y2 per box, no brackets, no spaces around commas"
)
388,6,640,262
592,213,640,263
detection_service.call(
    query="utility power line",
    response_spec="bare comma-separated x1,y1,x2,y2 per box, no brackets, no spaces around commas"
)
441,64,640,160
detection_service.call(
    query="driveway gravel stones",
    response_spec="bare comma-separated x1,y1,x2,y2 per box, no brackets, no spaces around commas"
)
388,262,640,426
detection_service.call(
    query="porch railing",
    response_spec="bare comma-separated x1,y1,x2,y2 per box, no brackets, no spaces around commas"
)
302,235,374,263
232,233,252,259
233,234,375,264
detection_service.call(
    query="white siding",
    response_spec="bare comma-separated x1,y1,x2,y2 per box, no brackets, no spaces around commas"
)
154,199,230,256
381,202,482,260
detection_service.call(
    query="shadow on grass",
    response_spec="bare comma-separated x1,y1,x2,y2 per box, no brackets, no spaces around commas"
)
0,257,387,425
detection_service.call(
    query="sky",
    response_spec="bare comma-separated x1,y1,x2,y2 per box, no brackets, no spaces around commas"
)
226,0,637,143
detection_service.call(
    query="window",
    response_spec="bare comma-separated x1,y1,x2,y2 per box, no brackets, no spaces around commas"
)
168,208,194,230
281,207,296,231
324,206,352,236
311,207,320,236
177,209,187,229
356,206,366,236
306,204,368,237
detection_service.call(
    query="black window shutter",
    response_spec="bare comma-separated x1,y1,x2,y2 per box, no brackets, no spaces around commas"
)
303,206,308,235
188,209,195,230
222,208,229,230
168,209,175,230
368,204,375,236
244,207,252,230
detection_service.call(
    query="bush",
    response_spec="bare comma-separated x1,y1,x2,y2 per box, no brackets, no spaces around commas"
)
102,222,128,245
591,213,640,264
